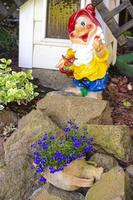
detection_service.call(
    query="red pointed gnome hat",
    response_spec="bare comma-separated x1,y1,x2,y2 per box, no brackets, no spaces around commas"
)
68,4,101,34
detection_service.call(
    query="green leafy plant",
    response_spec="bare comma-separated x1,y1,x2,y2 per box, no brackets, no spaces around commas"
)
31,120,94,183
123,31,133,37
123,100,132,108
0,58,39,108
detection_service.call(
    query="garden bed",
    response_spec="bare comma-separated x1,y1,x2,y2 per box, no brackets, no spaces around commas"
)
0,74,133,141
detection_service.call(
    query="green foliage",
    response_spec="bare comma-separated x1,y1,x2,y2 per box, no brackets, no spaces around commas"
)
0,27,17,52
123,31,133,37
0,58,39,108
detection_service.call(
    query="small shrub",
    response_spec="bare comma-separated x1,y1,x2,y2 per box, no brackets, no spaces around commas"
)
0,27,17,52
0,58,39,108
31,120,94,183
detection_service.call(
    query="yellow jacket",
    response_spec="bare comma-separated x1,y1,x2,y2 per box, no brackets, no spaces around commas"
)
69,48,109,81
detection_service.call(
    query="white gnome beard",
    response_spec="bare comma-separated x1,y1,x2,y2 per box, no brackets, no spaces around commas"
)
71,27,105,66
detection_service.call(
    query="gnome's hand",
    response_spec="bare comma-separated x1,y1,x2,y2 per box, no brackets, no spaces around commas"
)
93,36,106,58
93,36,103,51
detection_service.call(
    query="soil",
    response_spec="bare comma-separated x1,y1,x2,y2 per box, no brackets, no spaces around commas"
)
105,75,133,136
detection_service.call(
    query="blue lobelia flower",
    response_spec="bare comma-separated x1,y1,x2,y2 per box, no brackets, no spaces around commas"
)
84,145,94,153
89,137,95,142
54,151,62,157
34,157,41,164
56,167,64,172
64,127,71,133
34,151,40,157
71,155,78,160
42,144,48,150
39,163,44,169
41,157,47,163
65,135,70,140
72,139,81,148
50,135,55,141
36,168,43,173
49,166,56,173
72,135,77,142
39,176,46,182
80,135,85,139
42,133,47,141
74,125,79,130
31,143,36,148
37,140,42,145
57,155,66,162
67,120,73,126
78,153,83,158
72,142,80,148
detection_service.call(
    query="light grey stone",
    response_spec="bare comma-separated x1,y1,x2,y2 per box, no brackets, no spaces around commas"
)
0,109,18,134
32,68,73,90
126,165,133,190
46,91,78,97
85,167,133,200
87,125,132,162
30,184,85,200
126,165,133,178
37,96,112,127
90,153,118,171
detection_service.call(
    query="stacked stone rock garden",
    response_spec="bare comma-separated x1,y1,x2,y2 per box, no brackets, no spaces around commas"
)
0,94,133,200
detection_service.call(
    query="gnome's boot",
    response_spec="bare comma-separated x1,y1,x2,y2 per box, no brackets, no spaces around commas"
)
65,87,81,95
86,92,103,99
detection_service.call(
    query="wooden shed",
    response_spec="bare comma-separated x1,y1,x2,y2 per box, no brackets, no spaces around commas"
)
19,0,120,70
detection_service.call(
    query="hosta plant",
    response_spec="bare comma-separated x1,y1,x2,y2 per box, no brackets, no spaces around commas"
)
0,58,38,109
31,120,94,183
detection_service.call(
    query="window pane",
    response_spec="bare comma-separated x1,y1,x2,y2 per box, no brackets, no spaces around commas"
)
46,0,80,39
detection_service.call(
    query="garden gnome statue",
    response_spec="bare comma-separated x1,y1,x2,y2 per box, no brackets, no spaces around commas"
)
57,4,110,99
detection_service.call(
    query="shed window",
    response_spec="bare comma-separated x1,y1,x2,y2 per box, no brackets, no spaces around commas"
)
46,0,80,39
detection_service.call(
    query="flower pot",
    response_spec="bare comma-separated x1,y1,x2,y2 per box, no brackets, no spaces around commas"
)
45,159,103,191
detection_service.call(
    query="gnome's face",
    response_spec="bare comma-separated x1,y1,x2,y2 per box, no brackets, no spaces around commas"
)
69,15,97,45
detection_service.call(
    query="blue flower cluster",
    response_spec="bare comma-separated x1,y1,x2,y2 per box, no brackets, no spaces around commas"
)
31,120,94,183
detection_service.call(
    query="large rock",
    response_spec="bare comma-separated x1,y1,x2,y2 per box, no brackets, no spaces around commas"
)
87,125,133,162
37,96,112,127
30,184,85,200
0,109,18,134
0,110,62,200
126,165,133,190
0,138,5,168
46,91,78,96
90,153,118,171
85,167,133,200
